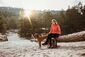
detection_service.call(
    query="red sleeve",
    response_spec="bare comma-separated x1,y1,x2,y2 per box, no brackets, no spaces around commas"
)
57,24,61,34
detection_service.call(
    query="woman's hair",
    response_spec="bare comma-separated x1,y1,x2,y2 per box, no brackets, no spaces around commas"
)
52,19,58,24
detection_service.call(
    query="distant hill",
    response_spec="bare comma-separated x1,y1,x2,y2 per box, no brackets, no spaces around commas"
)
0,7,61,16
0,7,22,16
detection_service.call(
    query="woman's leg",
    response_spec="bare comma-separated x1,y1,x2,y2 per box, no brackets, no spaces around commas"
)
42,34,51,45
52,34,59,47
49,36,52,47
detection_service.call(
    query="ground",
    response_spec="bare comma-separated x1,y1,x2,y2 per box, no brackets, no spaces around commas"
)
0,32,85,57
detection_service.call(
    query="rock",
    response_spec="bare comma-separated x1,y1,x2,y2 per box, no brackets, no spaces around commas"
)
0,33,8,41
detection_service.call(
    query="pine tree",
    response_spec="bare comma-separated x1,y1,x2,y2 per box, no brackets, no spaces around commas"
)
18,18,32,38
0,16,6,34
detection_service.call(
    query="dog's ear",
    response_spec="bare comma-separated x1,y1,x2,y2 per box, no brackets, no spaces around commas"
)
31,34,35,39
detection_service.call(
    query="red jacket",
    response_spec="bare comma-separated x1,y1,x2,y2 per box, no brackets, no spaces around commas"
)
50,23,61,34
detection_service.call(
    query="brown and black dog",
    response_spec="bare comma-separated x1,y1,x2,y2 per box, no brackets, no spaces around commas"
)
31,33,48,48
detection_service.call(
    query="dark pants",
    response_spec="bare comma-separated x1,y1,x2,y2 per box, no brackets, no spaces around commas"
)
45,34,59,44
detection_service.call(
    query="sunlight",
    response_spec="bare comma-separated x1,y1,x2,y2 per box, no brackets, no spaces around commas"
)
23,9,32,18
23,9,33,28
19,9,33,28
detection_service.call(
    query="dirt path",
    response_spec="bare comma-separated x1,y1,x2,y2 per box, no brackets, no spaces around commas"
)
0,32,85,57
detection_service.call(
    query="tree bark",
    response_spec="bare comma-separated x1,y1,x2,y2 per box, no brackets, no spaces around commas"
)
57,31,85,42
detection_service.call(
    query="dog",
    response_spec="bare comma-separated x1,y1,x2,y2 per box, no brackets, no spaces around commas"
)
31,33,48,48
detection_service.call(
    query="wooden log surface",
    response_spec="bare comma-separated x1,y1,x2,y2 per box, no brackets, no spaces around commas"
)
57,31,85,42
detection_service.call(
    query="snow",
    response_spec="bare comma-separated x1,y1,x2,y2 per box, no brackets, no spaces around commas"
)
0,32,85,57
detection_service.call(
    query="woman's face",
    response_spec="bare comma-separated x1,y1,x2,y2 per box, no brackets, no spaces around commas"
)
51,20,55,24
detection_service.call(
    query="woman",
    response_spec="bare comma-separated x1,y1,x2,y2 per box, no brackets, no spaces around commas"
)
42,19,61,48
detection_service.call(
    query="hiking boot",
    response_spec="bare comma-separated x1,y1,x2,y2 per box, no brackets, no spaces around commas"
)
48,46,52,49
52,45,60,48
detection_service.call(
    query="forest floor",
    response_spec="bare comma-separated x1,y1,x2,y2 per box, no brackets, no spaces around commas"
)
0,32,85,57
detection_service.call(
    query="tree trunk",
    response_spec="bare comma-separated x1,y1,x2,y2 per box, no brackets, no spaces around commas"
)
57,31,85,42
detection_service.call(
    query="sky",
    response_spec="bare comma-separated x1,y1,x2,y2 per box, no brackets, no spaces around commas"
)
0,0,85,10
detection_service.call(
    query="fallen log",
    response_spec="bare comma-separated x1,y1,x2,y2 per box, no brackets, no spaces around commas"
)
57,31,85,42
32,31,85,48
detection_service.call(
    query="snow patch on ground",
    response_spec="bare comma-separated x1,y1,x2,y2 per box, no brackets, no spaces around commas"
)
0,32,85,57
